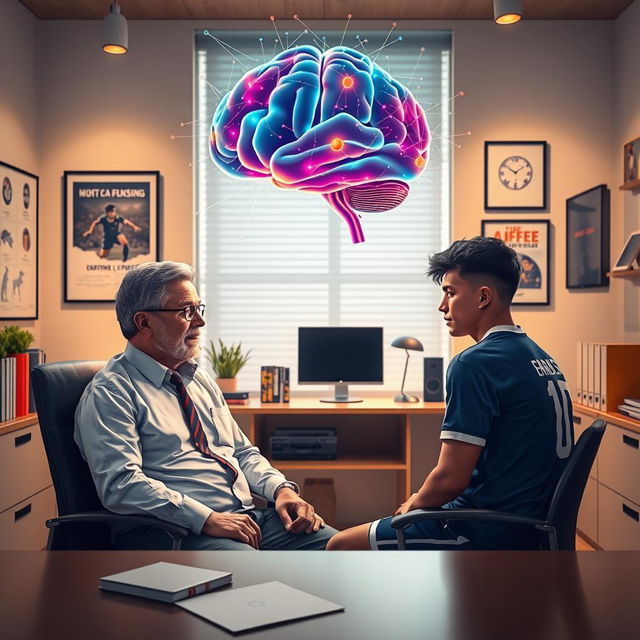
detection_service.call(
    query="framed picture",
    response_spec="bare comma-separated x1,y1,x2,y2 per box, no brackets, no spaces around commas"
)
612,229,640,272
485,141,548,210
0,160,38,319
566,185,610,288
481,219,550,305
622,136,640,187
64,171,160,302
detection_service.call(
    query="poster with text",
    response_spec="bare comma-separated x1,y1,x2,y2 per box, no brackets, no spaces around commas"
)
0,161,38,319
481,220,550,305
64,171,159,302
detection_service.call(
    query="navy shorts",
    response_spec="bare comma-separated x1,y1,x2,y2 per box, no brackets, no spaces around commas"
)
369,515,483,550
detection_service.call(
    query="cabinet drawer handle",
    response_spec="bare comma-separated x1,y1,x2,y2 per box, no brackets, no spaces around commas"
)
622,504,639,522
573,416,582,425
14,504,32,521
622,435,639,449
15,433,32,447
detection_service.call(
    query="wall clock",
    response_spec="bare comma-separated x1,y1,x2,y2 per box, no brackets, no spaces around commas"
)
485,141,547,210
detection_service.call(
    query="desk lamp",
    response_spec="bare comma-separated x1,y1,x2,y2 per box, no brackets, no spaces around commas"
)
391,336,424,403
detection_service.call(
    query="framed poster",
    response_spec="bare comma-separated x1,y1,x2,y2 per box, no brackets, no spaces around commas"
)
64,171,160,302
481,219,550,305
622,136,640,187
612,230,640,271
566,184,610,288
485,141,548,210
0,160,38,319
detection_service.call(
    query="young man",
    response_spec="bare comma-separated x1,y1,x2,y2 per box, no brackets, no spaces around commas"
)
75,261,337,550
327,237,573,550
82,203,141,262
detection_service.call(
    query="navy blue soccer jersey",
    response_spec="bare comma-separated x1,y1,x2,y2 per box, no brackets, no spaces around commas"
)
441,325,574,549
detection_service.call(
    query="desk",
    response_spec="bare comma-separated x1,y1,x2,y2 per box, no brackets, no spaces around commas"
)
1,550,638,639
230,399,445,524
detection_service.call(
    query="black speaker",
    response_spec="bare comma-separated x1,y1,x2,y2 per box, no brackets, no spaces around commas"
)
423,357,444,402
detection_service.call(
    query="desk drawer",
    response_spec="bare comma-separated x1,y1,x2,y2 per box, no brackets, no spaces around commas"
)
577,475,598,545
573,412,598,480
0,485,55,550
598,484,640,551
0,424,52,513
598,423,640,504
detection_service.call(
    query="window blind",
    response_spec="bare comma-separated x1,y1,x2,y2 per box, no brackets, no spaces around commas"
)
195,29,451,394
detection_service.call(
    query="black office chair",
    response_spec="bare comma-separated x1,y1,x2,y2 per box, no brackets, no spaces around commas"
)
391,419,606,550
31,360,189,550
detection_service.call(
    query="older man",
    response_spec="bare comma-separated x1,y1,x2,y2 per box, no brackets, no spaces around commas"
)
75,261,337,550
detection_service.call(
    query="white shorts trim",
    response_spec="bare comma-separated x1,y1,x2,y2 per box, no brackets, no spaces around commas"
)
440,430,486,446
369,519,381,550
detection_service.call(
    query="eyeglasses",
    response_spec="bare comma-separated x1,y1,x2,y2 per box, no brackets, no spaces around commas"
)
143,304,206,321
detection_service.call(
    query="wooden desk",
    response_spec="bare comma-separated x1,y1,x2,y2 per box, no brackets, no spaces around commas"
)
1,550,638,639
230,399,445,518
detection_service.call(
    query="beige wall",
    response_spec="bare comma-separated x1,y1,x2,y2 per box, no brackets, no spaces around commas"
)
614,0,640,341
0,0,41,344
4,5,638,393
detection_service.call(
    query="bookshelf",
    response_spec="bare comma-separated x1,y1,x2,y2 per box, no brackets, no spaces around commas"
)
607,269,640,279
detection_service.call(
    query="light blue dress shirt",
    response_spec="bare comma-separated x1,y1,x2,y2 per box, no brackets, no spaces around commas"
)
74,343,289,534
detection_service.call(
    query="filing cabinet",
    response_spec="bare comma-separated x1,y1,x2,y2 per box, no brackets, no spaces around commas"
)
0,416,55,550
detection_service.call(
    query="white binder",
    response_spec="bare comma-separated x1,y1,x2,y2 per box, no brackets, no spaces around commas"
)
593,342,601,408
586,342,594,408
599,343,607,411
576,342,582,403
581,342,589,407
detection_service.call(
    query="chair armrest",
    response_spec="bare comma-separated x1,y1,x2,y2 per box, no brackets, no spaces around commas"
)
46,511,190,540
391,508,549,530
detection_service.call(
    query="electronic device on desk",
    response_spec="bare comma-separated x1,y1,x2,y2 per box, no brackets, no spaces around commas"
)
298,326,383,403
271,427,337,460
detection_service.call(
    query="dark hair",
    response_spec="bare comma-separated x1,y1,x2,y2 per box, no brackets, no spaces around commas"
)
105,203,116,213
426,236,521,303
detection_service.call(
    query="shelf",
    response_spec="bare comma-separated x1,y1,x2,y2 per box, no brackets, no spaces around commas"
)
607,269,640,279
574,403,640,435
619,178,640,191
269,455,407,471
0,413,38,437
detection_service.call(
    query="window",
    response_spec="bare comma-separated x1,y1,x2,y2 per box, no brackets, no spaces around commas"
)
195,28,451,393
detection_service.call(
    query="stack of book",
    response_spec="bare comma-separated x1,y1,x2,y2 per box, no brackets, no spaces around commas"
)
260,366,290,403
618,398,640,421
223,391,250,406
0,348,45,422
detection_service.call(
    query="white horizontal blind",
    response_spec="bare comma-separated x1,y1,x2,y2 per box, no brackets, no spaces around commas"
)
195,29,451,393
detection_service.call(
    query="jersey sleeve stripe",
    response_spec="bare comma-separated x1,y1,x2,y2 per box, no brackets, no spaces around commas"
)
440,431,486,446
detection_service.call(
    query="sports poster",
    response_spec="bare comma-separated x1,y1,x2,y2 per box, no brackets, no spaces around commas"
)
481,220,550,306
0,161,38,319
64,171,159,302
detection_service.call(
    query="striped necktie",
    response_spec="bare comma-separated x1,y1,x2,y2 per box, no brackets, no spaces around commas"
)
169,372,238,480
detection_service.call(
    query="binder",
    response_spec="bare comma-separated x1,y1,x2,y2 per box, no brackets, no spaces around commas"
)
586,342,594,408
593,343,601,409
576,342,582,403
581,342,589,407
599,343,607,411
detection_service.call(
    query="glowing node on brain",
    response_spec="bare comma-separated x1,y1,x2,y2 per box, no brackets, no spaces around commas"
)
209,43,430,243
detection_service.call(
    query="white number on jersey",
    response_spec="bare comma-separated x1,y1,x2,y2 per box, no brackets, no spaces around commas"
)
547,380,572,459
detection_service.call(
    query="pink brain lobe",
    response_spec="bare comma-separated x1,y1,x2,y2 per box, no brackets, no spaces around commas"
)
209,43,430,244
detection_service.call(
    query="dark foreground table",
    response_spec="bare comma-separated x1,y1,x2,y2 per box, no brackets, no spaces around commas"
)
1,551,638,639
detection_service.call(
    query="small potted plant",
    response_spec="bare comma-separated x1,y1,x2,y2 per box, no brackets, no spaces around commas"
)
205,338,251,393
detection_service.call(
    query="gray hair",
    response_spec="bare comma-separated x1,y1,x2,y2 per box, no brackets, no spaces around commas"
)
115,261,197,339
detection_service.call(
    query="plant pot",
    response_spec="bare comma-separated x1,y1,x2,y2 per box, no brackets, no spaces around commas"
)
215,377,238,394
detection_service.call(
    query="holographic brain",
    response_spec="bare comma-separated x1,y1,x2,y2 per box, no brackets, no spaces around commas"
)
209,43,430,243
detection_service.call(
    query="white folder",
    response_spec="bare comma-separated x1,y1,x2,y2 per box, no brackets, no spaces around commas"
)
586,343,594,408
576,342,582,404
581,342,589,407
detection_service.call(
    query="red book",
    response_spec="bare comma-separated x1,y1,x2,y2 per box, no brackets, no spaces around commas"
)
12,353,30,417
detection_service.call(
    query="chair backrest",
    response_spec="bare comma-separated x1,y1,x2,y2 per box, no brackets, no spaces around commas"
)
31,360,105,517
546,419,606,550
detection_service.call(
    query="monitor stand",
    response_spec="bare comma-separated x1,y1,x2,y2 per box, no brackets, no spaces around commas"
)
320,383,363,403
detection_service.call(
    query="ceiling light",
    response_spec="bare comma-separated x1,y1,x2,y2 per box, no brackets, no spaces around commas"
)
494,0,523,25
103,2,128,54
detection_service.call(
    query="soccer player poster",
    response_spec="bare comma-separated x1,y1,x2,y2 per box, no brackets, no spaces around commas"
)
64,171,159,302
481,220,550,305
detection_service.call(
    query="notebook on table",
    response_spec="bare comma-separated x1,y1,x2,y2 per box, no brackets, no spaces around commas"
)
100,562,232,603
176,580,344,632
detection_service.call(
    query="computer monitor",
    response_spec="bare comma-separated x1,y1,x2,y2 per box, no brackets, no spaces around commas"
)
298,327,383,403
